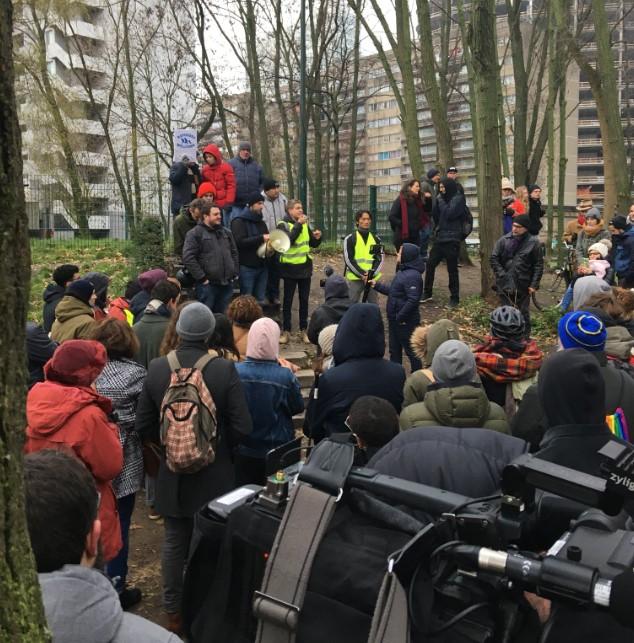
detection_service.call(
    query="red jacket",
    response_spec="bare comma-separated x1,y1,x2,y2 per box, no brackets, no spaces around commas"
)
200,144,236,207
25,381,123,562
108,297,132,324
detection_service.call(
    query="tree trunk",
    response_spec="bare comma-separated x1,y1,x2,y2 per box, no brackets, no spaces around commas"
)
345,17,361,230
0,0,50,638
468,0,503,296
546,3,556,258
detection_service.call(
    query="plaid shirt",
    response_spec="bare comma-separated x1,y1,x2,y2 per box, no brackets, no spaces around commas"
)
95,359,147,498
473,337,543,383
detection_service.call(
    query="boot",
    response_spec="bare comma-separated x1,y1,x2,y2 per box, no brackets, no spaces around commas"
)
279,331,290,345
166,612,183,635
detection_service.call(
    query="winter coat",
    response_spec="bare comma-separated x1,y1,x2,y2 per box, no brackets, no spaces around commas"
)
402,320,461,407
230,208,269,269
527,197,544,236
306,275,352,345
42,283,66,333
108,297,132,325
169,160,199,214
183,221,239,285
399,382,509,433
433,179,468,243
95,359,147,499
307,304,405,442
262,191,287,232
373,243,425,324
228,155,263,207
25,381,123,561
26,322,57,389
511,351,634,450
235,359,304,458
276,215,322,280
133,308,171,369
388,194,427,246
419,178,438,211
613,226,634,281
39,565,179,643
605,326,634,361
173,209,198,258
490,231,544,294
50,295,98,343
135,341,252,518
200,144,236,208
369,426,528,498
575,228,611,264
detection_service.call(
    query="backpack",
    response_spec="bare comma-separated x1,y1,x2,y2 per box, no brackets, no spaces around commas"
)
160,351,218,473
462,205,473,239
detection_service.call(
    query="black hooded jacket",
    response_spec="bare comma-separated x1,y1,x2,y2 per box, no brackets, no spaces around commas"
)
308,304,405,442
230,207,269,268
42,283,66,333
534,349,628,477
433,177,468,243
306,275,352,345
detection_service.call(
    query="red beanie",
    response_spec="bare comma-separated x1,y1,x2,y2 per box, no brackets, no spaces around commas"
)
197,182,216,199
44,340,107,386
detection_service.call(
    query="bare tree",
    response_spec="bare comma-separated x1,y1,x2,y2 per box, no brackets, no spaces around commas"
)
0,0,49,637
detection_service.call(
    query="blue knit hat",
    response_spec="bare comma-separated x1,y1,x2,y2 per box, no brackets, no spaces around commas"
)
67,279,95,304
558,311,606,352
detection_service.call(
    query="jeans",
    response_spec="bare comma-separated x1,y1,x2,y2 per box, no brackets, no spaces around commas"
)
499,289,531,338
347,279,377,304
282,277,311,331
145,474,156,508
560,284,574,312
266,258,281,302
162,516,194,613
195,281,234,314
388,321,422,371
423,240,460,302
419,226,432,261
107,493,136,591
239,265,268,304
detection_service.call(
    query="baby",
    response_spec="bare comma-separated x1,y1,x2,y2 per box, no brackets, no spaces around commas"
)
559,241,611,311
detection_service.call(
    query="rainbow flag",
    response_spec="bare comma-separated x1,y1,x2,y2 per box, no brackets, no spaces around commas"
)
606,408,630,442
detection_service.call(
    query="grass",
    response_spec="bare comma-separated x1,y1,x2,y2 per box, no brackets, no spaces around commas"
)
30,241,134,324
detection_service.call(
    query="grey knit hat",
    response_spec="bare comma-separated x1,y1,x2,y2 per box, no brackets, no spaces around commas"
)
176,302,216,341
431,339,477,386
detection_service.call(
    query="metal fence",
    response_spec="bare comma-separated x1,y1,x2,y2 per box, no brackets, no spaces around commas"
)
25,174,395,248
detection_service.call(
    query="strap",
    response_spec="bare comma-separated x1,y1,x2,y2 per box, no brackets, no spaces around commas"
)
193,351,216,372
167,351,181,373
368,571,410,643
254,440,354,643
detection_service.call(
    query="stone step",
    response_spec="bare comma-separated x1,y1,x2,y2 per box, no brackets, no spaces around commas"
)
280,350,310,370
296,369,315,388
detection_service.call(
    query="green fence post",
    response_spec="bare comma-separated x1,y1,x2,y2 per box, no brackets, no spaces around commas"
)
369,185,377,235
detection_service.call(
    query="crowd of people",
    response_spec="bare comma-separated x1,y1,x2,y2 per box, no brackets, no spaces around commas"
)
21,152,634,641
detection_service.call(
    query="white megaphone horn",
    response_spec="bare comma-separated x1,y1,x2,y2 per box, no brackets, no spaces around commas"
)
257,228,291,258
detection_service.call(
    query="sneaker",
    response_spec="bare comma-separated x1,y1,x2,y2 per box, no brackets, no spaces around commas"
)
301,331,311,344
119,586,142,611
279,331,290,344
420,294,433,303
148,510,162,520
448,298,460,309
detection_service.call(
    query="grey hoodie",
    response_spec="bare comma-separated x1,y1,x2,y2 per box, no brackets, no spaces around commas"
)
572,275,611,311
39,565,180,643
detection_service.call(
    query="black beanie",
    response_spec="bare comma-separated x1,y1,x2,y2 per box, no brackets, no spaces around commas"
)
263,178,279,191
610,215,628,231
67,279,95,304
528,184,541,194
247,190,265,205
512,214,531,229
426,168,439,180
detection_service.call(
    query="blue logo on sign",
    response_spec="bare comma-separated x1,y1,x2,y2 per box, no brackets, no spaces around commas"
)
177,134,195,146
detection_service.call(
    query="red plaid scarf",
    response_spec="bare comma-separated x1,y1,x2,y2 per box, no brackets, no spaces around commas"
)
473,336,543,383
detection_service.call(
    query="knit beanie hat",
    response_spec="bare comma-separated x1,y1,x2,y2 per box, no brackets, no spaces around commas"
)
247,190,265,205
45,340,107,386
318,324,338,358
572,275,611,311
431,339,477,386
238,141,252,151
588,242,608,258
176,302,216,341
263,178,279,191
501,177,515,192
528,184,541,194
610,215,628,231
197,182,216,199
67,279,95,304
324,274,349,301
246,318,279,360
426,168,439,180
558,311,606,352
138,269,168,292
585,207,601,222
512,214,531,229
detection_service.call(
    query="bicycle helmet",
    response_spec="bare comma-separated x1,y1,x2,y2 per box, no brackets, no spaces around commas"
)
490,306,524,340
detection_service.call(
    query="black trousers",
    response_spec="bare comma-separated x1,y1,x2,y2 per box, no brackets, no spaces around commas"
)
282,277,311,331
423,240,460,301
266,257,281,301
388,320,422,372
499,289,531,338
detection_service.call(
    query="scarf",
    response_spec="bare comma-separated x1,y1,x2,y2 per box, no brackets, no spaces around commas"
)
399,195,427,240
473,336,543,383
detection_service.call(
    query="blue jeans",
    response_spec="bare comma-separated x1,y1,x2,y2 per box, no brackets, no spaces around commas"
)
419,226,432,261
240,265,268,303
107,493,136,591
560,284,574,311
388,320,422,372
196,282,234,314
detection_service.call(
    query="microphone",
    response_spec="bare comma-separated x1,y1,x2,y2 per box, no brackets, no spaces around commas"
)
450,545,634,629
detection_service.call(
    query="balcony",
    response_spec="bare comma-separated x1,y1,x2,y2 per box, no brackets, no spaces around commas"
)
577,156,604,166
75,151,109,168
63,20,104,42
65,117,104,136
576,176,605,185
578,138,602,146
47,41,105,74
578,119,601,127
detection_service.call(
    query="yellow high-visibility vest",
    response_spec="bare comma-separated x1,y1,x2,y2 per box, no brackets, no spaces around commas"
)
280,221,311,265
346,231,382,281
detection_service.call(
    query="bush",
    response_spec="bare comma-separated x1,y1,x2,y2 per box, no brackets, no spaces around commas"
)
130,218,165,273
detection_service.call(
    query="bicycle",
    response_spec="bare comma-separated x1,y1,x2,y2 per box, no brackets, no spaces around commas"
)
531,240,575,311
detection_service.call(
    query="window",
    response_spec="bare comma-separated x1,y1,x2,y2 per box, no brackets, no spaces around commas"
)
375,150,400,161
368,116,400,128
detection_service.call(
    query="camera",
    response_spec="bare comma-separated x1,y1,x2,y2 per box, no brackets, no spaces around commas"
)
370,243,384,257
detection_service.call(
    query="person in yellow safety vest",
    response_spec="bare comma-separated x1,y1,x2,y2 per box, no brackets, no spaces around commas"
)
343,209,384,303
277,199,322,345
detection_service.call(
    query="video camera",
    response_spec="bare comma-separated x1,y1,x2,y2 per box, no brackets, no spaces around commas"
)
182,440,634,643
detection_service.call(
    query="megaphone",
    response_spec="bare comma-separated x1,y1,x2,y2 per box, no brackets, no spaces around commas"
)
257,229,291,258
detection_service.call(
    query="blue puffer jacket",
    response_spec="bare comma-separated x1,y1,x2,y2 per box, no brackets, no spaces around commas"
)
373,243,425,324
228,156,263,207
433,177,468,243
235,359,304,458
613,226,634,280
